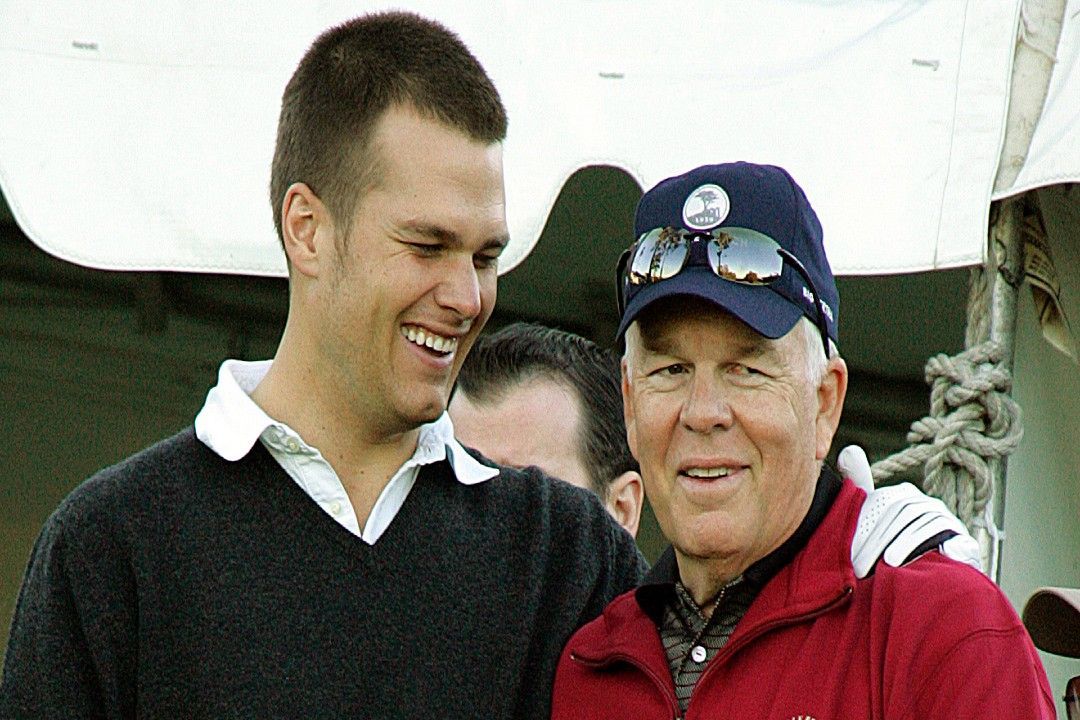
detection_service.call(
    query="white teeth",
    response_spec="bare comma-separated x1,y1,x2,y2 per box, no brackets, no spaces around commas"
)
401,325,457,354
685,467,733,479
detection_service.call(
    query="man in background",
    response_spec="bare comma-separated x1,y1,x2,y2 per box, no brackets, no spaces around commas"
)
451,322,644,535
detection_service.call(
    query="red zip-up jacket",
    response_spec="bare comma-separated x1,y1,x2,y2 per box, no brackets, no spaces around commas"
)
551,480,1055,719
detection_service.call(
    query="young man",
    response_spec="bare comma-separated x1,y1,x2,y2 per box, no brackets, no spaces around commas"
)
0,13,644,718
450,322,644,535
551,162,1055,718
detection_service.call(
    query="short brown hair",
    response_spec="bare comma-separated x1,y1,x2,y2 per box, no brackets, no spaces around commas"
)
269,11,508,246
455,323,638,495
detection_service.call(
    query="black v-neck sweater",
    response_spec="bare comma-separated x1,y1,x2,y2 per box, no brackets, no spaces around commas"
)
1,428,646,719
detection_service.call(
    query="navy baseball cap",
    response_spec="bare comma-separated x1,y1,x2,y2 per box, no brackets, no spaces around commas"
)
616,162,839,346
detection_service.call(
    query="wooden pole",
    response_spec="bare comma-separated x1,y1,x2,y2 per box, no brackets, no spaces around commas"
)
968,198,1023,580
977,0,1066,580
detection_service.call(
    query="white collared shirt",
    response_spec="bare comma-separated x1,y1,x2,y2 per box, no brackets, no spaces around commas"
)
194,359,498,544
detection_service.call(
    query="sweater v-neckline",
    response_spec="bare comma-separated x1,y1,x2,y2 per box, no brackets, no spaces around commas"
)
245,439,451,554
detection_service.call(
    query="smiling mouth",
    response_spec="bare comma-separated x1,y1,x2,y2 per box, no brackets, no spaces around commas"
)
401,324,458,356
683,467,735,480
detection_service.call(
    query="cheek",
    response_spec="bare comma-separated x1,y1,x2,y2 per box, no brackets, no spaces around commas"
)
479,273,497,314
756,389,813,440
629,398,675,470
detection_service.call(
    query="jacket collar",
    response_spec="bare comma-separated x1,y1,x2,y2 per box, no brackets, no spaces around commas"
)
636,465,842,623
572,470,860,665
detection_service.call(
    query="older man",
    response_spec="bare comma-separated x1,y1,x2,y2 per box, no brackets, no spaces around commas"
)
449,322,968,548
551,162,1054,718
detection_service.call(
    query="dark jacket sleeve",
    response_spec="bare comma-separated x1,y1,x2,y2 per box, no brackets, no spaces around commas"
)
505,472,649,720
0,491,138,719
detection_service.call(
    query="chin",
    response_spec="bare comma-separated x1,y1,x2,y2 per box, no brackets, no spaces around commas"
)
670,519,747,562
675,537,743,563
402,393,449,426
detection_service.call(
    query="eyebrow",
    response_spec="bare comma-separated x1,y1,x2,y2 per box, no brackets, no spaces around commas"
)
642,327,780,362
638,332,679,357
400,221,509,253
738,336,783,364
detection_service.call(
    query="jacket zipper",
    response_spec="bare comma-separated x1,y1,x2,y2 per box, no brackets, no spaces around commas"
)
688,584,855,707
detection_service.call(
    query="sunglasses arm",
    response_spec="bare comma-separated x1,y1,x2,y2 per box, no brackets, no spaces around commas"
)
777,248,830,359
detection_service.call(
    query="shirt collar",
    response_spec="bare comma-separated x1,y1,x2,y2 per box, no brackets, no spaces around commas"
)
415,412,499,484
636,463,843,623
194,359,276,461
194,359,497,484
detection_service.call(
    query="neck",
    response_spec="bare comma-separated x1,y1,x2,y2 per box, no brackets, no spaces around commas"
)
251,344,421,501
675,554,747,615
675,464,832,612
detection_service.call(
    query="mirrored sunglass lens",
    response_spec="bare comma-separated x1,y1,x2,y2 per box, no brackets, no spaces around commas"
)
629,229,688,283
708,228,783,284
628,230,661,283
654,232,688,280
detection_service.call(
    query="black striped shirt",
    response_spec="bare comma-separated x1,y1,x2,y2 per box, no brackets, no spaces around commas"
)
660,576,758,712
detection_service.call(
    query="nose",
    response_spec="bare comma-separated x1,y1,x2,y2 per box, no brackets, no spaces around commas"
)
435,254,483,320
679,372,734,434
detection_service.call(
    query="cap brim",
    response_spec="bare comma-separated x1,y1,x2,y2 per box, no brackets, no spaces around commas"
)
617,265,803,340
1023,586,1080,658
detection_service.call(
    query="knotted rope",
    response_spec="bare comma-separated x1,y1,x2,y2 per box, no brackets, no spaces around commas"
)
869,341,1024,532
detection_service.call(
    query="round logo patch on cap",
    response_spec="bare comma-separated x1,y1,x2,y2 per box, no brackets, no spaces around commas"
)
682,184,730,230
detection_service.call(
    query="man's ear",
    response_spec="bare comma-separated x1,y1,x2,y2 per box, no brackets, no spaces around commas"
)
815,356,849,460
604,470,644,538
280,182,334,278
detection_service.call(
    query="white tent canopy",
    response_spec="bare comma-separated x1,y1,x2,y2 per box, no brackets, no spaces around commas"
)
2,0,1077,278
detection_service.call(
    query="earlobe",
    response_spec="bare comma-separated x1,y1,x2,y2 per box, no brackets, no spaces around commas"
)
605,470,644,538
815,356,848,460
281,182,331,278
